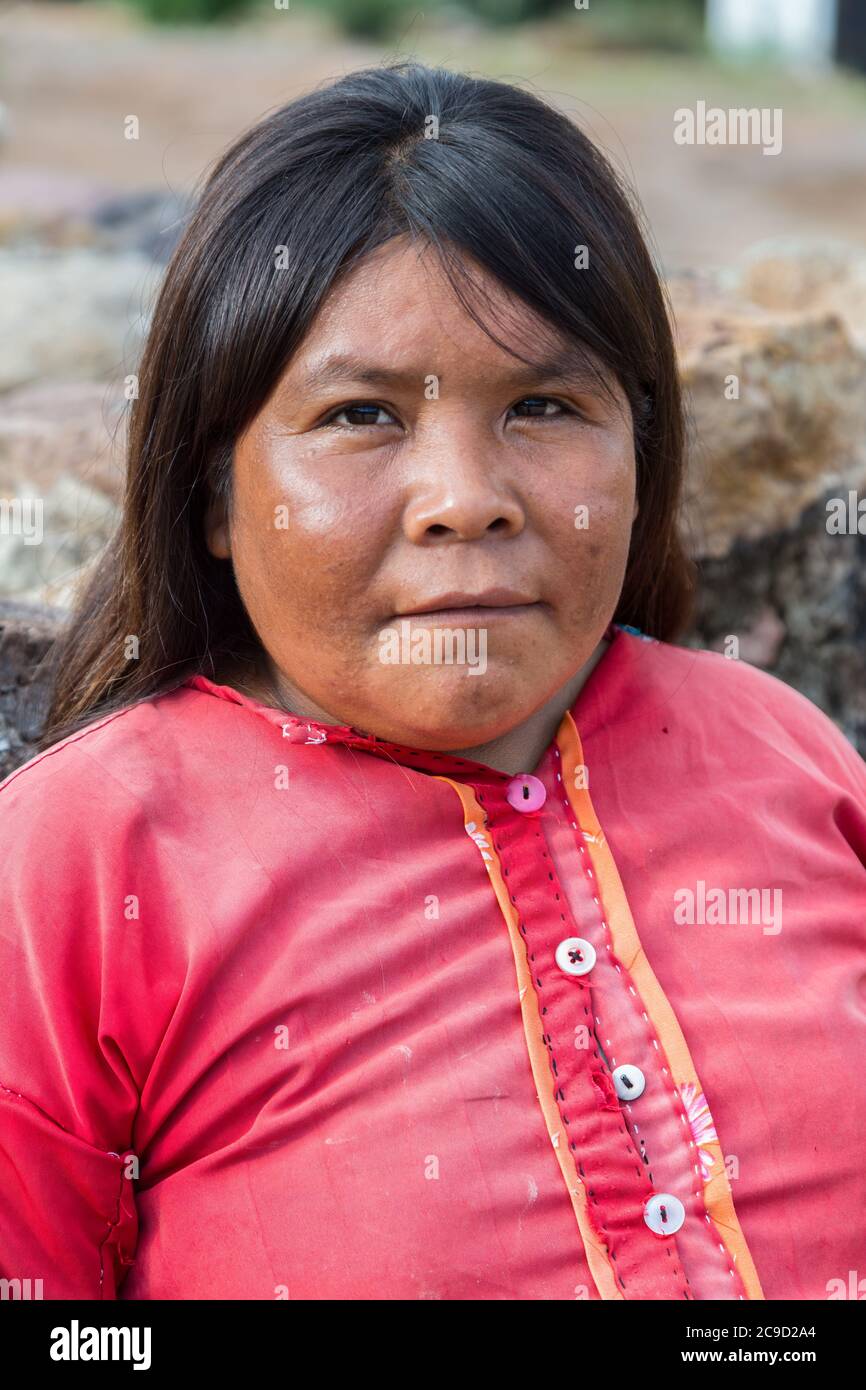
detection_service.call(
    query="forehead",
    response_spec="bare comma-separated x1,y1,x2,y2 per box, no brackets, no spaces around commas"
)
280,236,616,394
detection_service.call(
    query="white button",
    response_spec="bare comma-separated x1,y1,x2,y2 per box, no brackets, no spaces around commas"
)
612,1064,646,1100
643,1193,686,1236
554,937,596,977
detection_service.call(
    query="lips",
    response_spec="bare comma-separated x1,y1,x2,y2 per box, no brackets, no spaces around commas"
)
398,587,539,617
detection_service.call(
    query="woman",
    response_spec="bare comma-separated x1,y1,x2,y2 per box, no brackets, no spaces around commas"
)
2,62,865,1303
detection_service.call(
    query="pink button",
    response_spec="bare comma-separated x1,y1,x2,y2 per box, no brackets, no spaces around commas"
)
505,773,546,813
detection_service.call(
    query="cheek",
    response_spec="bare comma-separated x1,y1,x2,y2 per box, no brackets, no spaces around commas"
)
239,438,361,547
230,446,390,637
544,440,635,620
551,436,635,550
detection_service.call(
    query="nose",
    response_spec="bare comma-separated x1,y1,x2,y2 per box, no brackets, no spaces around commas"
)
402,427,526,544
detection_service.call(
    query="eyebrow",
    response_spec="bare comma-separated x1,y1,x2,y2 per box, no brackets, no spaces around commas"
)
294,348,611,394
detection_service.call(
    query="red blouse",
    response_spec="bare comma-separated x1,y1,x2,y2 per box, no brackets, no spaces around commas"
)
2,624,865,1300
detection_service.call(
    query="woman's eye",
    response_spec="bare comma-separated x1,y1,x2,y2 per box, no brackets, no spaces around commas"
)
324,403,396,428
510,396,570,419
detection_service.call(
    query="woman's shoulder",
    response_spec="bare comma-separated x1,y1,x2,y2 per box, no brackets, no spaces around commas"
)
615,626,866,797
0,680,208,835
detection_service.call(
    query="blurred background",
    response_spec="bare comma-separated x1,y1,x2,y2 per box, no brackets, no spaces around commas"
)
1,0,866,771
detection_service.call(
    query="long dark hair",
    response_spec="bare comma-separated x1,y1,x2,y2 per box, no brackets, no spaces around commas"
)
41,60,694,749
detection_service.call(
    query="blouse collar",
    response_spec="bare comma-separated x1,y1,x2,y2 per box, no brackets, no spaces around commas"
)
183,621,649,781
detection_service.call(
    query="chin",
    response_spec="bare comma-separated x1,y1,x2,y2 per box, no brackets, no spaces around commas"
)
368,671,535,751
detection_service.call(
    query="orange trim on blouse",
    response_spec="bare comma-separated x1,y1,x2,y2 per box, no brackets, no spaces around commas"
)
554,710,765,1301
433,773,624,1301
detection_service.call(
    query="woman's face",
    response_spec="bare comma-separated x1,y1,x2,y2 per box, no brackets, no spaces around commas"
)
206,237,637,750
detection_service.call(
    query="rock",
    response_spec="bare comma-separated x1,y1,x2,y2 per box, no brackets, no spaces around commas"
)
671,288,866,560
0,473,120,604
0,600,62,782
685,492,866,754
0,172,191,264
674,252,866,757
0,247,159,391
0,378,125,605
725,237,866,352
0,379,127,503
0,168,117,246
85,190,191,263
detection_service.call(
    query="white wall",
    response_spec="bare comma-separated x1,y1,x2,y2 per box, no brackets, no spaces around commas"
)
706,0,838,67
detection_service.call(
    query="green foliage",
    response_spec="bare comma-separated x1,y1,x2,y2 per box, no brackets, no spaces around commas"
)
123,0,706,47
459,0,563,25
460,0,704,42
308,0,707,46
314,0,431,40
571,0,706,52
125,0,258,23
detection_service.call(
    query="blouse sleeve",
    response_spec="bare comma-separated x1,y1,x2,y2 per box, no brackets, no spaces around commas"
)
0,746,144,1299
0,1088,138,1299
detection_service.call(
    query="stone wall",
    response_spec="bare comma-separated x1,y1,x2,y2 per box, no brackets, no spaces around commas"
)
670,244,866,754
0,601,61,780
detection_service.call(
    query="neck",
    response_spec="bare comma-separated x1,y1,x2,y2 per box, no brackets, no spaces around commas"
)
445,637,608,775
214,637,609,778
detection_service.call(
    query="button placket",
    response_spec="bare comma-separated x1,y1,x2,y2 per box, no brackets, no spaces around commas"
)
549,745,693,1164
548,740,749,1299
491,770,692,1300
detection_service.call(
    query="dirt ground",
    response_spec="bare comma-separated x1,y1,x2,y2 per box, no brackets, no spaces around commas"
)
0,1,865,271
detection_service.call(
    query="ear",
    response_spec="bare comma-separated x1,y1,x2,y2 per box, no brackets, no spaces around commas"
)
204,490,232,559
